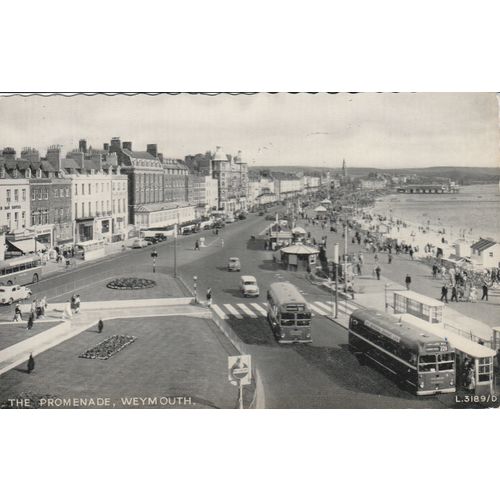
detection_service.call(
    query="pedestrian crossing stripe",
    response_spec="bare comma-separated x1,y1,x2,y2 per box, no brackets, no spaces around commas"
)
224,303,243,319
211,301,359,319
236,303,257,318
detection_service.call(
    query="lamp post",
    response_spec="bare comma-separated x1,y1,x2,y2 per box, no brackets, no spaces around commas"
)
193,275,198,303
333,243,339,319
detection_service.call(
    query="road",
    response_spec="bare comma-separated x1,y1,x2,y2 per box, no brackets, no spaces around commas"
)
2,210,456,408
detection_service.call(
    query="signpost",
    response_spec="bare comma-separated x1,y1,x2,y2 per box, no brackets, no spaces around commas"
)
228,355,252,409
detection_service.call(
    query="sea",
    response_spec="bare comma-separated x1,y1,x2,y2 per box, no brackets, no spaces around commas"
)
373,183,500,242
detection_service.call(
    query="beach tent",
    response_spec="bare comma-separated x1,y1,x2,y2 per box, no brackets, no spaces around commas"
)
292,226,307,235
314,205,327,213
320,199,332,205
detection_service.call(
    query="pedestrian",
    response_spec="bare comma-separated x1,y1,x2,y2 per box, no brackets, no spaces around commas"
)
470,286,478,303
356,262,362,275
97,319,104,333
75,294,81,313
409,248,414,260
450,285,458,302
13,304,22,322
206,288,212,307
388,254,392,264
481,283,489,301
375,265,381,280
221,238,224,248
405,274,412,290
194,239,200,251
27,353,35,374
440,284,449,303
26,313,34,331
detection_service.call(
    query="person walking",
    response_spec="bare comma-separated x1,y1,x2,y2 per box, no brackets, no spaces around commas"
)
27,354,35,374
375,265,381,280
481,283,489,301
206,288,212,307
13,305,22,322
450,285,458,302
26,313,34,331
440,284,449,303
194,239,200,251
97,319,104,333
405,274,412,290
388,254,392,264
75,294,81,313
409,248,414,260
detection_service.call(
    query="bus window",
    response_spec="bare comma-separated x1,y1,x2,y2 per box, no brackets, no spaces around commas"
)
296,312,311,326
419,354,437,372
280,312,295,326
438,352,454,371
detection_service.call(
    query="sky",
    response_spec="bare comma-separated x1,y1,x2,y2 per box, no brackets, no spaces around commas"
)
0,92,498,169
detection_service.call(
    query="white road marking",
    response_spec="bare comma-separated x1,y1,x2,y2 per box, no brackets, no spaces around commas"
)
237,303,257,318
308,303,327,315
250,303,267,316
224,303,243,319
211,304,228,320
313,301,334,314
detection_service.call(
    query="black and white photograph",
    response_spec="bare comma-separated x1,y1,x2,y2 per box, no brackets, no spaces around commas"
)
0,92,498,410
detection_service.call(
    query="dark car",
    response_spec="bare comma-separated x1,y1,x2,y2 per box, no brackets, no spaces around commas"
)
238,213,247,220
154,233,167,241
144,236,160,244
265,214,275,221
258,211,265,216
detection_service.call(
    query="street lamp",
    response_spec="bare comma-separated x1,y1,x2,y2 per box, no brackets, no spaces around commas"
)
193,275,198,303
151,248,158,273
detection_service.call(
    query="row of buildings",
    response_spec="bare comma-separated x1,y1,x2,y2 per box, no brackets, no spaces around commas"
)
0,139,324,257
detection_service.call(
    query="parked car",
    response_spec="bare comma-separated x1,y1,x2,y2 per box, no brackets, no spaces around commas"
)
238,213,247,220
0,285,32,305
239,275,259,297
227,257,241,272
154,233,167,241
226,215,235,223
132,238,149,248
258,211,265,216
265,215,275,221
144,236,160,244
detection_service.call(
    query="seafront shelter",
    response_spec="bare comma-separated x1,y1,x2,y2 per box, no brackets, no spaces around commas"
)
393,290,444,324
401,314,496,396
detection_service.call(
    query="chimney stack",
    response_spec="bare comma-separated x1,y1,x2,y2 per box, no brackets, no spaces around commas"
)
147,144,158,158
110,137,122,152
103,143,109,151
79,139,87,153
2,147,16,160
46,145,61,170
123,141,132,151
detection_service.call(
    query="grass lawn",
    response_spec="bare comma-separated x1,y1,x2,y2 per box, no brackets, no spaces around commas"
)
0,316,247,409
0,320,63,350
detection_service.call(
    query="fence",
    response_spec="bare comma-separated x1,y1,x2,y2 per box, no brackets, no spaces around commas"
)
443,321,493,349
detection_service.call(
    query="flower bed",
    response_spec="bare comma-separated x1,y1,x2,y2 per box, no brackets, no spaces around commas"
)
79,335,137,360
106,277,156,290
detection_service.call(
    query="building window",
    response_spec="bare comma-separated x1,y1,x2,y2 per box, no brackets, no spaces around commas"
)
82,202,85,217
7,212,11,228
66,187,69,197
89,202,92,216
75,184,78,195
6,189,11,202
38,189,42,200
22,189,26,201
88,183,91,195
101,200,104,213
106,200,109,211
113,199,116,212
14,189,19,202
75,203,78,218
31,189,35,201
44,189,49,200
82,183,85,195
31,213,37,226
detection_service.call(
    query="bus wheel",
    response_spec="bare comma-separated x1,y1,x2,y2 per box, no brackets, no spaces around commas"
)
8,297,14,305
7,281,13,286
32,274,39,283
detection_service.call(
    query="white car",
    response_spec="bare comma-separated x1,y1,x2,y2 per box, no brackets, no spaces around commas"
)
225,215,235,223
132,238,149,248
0,285,32,305
240,275,260,297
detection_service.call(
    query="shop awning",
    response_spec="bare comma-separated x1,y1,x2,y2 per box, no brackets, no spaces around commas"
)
7,238,46,254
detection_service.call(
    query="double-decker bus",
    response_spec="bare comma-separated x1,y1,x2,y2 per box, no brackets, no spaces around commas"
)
348,308,456,395
0,255,43,286
267,281,312,343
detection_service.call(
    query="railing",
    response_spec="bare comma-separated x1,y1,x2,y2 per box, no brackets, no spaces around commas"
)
443,322,493,349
